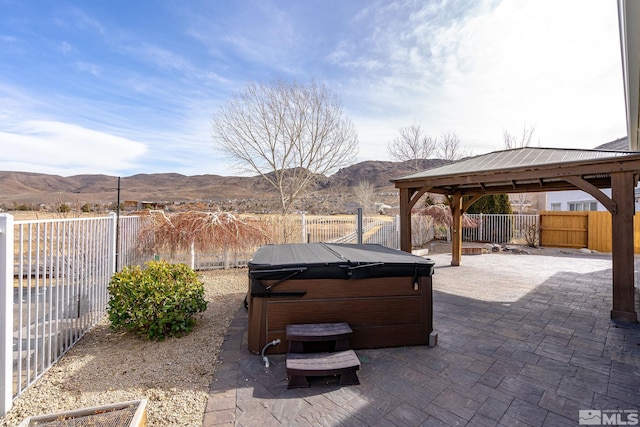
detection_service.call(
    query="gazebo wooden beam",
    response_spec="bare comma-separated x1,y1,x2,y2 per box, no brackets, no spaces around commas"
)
393,157,640,190
462,194,483,213
408,187,432,210
410,178,614,196
564,176,617,214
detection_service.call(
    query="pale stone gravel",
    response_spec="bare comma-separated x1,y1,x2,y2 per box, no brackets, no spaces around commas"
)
0,269,248,427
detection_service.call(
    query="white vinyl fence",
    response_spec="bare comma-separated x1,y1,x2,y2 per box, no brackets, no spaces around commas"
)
301,212,400,248
300,213,539,248
0,213,143,415
462,214,539,244
154,250,254,270
117,215,144,271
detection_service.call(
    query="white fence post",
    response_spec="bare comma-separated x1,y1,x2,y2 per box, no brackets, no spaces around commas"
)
0,214,14,415
395,215,401,249
356,208,363,245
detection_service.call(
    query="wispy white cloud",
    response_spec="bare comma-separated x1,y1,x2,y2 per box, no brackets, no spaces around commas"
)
60,40,73,54
0,121,147,176
75,61,100,76
122,42,193,73
333,0,625,162
0,33,26,54
180,0,323,79
60,7,106,36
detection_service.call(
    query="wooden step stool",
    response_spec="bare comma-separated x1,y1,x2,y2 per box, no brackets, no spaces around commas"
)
286,322,353,353
286,350,361,388
285,322,360,389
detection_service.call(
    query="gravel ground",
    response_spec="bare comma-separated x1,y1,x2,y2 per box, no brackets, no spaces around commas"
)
0,268,248,427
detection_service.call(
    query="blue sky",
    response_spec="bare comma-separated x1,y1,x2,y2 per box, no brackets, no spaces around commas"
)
0,0,627,177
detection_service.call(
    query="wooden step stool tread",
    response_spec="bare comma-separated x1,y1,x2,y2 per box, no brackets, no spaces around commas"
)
286,322,353,353
286,350,360,389
286,322,352,341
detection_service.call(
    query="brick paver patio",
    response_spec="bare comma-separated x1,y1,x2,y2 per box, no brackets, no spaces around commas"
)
203,251,640,426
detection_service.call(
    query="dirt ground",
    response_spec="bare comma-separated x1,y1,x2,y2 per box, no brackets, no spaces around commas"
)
0,269,248,427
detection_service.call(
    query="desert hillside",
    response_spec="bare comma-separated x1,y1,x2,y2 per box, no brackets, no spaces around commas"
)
0,159,446,212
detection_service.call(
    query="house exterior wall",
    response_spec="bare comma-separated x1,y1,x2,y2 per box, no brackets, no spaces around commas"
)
546,188,640,212
544,138,640,212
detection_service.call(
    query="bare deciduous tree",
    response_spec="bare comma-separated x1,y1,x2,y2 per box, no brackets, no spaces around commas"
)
437,130,469,161
387,123,437,171
211,79,359,215
353,180,376,214
503,123,538,213
503,123,537,149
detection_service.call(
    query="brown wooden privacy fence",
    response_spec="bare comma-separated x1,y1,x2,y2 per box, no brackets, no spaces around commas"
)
539,211,588,249
539,211,640,253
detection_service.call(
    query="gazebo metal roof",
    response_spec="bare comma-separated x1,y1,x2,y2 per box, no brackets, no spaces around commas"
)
392,147,640,196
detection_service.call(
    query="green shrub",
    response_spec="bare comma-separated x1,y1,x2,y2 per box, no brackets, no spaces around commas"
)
108,261,208,340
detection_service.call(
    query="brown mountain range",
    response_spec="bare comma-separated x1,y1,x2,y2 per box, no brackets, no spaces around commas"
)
0,159,446,210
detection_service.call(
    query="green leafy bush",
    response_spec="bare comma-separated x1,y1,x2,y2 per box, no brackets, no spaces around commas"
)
108,261,208,340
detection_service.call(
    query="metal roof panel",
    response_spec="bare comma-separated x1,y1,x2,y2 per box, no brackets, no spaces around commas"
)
392,147,639,181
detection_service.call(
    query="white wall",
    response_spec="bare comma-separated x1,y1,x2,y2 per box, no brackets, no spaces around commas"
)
546,189,640,212
546,189,609,211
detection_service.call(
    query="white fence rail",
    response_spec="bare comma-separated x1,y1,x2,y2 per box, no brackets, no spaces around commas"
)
301,213,400,248
0,213,142,415
462,214,539,244
299,213,539,248
117,215,144,271
153,250,254,270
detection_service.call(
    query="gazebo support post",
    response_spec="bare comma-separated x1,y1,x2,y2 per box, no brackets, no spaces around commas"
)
610,171,638,322
451,193,463,266
399,188,413,253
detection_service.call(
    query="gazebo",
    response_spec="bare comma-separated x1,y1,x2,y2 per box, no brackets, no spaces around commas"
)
392,147,640,323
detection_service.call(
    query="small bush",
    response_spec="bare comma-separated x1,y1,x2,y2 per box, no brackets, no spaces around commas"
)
108,261,208,340
523,223,540,248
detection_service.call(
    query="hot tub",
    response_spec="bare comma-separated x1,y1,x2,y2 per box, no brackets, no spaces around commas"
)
247,243,435,354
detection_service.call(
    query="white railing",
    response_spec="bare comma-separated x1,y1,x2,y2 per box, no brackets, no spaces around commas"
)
462,214,539,244
152,250,254,270
117,215,144,271
0,213,142,415
359,216,399,248
301,215,357,243
301,214,400,249
299,213,539,248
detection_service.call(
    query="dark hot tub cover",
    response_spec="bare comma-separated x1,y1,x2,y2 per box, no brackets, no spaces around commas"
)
248,243,434,284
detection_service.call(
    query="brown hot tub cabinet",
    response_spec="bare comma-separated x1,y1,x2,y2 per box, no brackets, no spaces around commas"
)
247,243,435,354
